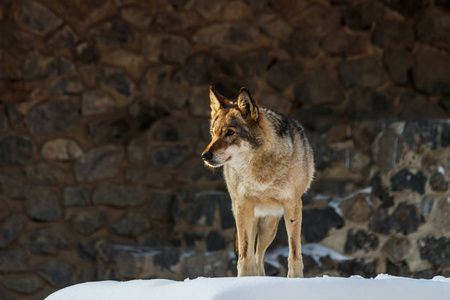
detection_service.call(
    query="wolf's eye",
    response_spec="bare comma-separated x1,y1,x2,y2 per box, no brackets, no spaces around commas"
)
226,130,235,137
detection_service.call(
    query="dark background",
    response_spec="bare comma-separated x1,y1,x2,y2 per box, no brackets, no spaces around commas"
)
0,0,450,298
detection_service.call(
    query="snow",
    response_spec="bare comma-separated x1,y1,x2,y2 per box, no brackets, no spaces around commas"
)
46,274,450,300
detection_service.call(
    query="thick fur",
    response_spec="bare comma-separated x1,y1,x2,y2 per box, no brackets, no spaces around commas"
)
202,87,314,278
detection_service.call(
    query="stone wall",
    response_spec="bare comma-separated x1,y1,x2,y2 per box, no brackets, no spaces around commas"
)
0,0,450,299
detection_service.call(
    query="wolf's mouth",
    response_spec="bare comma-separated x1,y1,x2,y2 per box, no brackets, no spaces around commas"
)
203,156,231,168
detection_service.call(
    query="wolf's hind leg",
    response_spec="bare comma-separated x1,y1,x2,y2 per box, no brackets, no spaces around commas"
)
255,216,280,276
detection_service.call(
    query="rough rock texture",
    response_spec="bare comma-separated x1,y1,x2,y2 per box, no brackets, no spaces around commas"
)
0,1,450,299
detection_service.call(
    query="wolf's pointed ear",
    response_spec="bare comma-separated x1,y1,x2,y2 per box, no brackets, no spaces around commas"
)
209,86,228,117
237,87,259,122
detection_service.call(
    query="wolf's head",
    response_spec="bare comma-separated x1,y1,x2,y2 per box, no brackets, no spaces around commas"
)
202,87,263,168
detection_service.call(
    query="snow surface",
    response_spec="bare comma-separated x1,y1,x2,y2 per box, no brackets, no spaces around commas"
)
46,274,450,300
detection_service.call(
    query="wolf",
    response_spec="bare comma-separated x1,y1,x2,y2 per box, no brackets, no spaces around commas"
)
202,87,315,278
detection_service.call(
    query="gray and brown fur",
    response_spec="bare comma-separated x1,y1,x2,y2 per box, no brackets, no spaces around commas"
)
202,87,314,278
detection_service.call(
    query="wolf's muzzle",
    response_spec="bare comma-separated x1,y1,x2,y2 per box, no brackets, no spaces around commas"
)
201,151,213,162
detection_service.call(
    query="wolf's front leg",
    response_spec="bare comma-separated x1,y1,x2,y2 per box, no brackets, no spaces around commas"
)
284,204,304,278
235,204,257,276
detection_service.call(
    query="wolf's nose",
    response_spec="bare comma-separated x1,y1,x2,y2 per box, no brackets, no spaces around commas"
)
202,151,213,161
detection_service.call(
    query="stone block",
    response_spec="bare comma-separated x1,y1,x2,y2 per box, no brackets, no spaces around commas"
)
369,207,391,234
256,13,292,39
419,236,450,268
154,82,189,111
125,168,172,188
87,115,134,145
281,28,319,58
75,41,99,64
1,274,44,294
129,97,169,131
267,60,301,91
0,216,24,248
152,117,198,142
401,120,444,150
73,146,124,182
342,1,384,30
47,25,78,50
182,190,218,226
383,50,412,85
339,193,372,223
239,50,272,78
301,3,340,34
382,237,410,262
440,96,450,115
390,203,423,235
87,18,135,47
183,250,230,279
344,229,379,254
25,162,66,185
0,250,26,272
101,50,146,80
206,231,227,251
63,186,88,207
18,0,62,35
66,209,107,236
370,173,394,207
372,19,414,50
413,50,450,95
109,213,149,237
0,134,34,165
22,52,72,81
153,248,180,271
175,160,223,184
146,193,177,223
294,67,344,105
154,9,201,31
159,35,192,64
28,98,79,133
429,172,449,192
77,237,105,261
176,55,211,86
347,88,392,120
120,7,153,28
0,198,9,221
386,260,410,277
49,74,83,95
338,58,386,89
399,92,447,120
92,182,146,207
34,260,74,287
0,171,31,198
322,30,367,57
0,50,22,80
390,169,427,195
150,144,193,168
41,138,83,161
26,226,68,254
95,67,133,98
429,198,450,235
306,133,338,171
337,258,377,278
302,207,344,243
193,22,261,46
416,14,450,53
81,89,116,116
380,0,432,18
25,188,60,222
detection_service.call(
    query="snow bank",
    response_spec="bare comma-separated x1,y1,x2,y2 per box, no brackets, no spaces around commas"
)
46,274,450,300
